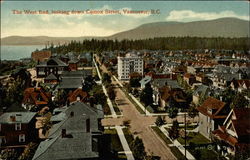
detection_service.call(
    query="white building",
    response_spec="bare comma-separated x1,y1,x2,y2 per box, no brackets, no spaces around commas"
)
117,53,143,80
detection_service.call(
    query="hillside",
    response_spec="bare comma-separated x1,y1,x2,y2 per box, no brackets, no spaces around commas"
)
1,18,249,45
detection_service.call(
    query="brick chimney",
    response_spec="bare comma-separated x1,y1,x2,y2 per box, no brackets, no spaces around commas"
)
10,115,16,122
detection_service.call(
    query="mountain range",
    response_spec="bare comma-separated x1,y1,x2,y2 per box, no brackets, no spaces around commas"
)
1,18,249,45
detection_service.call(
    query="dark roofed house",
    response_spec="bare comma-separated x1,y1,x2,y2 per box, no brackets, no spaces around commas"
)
212,108,250,157
0,112,38,147
36,57,68,78
197,97,229,139
68,58,79,71
44,73,58,84
33,102,104,160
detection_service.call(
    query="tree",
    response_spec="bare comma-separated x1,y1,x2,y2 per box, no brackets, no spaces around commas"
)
230,93,249,109
166,107,179,119
107,86,116,101
93,92,107,106
188,105,198,120
130,137,146,160
129,78,141,88
155,116,165,126
169,120,179,139
102,73,111,84
140,83,153,107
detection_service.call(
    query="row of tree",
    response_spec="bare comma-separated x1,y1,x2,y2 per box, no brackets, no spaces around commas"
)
46,37,249,54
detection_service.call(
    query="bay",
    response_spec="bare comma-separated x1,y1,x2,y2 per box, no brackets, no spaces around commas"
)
1,45,45,60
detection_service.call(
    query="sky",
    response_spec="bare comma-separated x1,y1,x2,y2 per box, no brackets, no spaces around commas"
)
1,1,249,38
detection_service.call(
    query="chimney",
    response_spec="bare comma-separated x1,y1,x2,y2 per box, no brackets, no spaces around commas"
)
70,111,74,117
61,129,66,138
10,115,16,122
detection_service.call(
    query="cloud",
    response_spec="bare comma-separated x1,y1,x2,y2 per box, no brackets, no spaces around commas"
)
166,10,249,22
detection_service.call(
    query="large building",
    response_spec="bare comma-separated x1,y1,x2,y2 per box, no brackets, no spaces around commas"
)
117,53,143,80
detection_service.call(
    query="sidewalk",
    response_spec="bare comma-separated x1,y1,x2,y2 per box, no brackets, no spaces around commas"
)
93,58,117,118
159,125,195,160
115,126,135,160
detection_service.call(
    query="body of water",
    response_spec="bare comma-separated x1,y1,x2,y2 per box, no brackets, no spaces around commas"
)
1,45,45,60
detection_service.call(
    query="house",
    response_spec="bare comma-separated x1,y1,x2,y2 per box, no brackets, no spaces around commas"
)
31,50,51,62
68,58,79,71
67,88,88,103
230,79,250,92
58,70,92,92
44,73,58,84
36,58,68,78
197,97,229,139
0,112,38,147
22,87,51,111
158,86,186,109
183,73,196,86
151,78,182,106
212,108,250,157
32,102,104,160
192,85,210,105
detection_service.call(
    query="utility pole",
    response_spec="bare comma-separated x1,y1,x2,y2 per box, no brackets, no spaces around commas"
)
184,112,187,160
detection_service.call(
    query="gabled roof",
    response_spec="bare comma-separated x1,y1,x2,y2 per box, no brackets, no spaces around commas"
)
44,73,57,80
67,89,88,103
37,58,68,67
0,112,36,124
193,85,209,96
58,78,83,89
22,87,51,106
48,102,103,138
32,132,98,160
232,108,250,137
197,97,226,119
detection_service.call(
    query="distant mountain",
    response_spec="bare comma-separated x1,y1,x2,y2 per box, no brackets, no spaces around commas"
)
1,18,249,45
109,18,250,40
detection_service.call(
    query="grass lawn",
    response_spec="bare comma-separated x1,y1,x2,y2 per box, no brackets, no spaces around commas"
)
112,101,122,115
179,125,198,130
151,126,172,144
177,132,223,160
177,132,210,145
122,128,134,148
170,146,186,160
104,129,123,152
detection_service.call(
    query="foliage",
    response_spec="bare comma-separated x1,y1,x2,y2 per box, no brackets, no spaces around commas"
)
82,75,96,92
130,137,146,160
188,105,198,119
93,92,107,106
48,37,249,53
155,116,166,127
0,149,19,160
230,92,249,109
169,120,179,139
107,86,116,101
102,73,112,84
166,107,179,119
129,78,141,88
18,142,38,160
140,83,153,107
124,83,132,93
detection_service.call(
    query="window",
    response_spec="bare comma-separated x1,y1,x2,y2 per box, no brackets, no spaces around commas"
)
86,119,90,132
19,134,25,142
15,123,21,130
